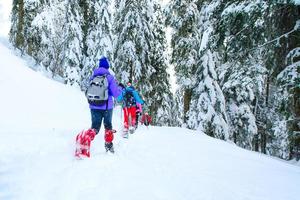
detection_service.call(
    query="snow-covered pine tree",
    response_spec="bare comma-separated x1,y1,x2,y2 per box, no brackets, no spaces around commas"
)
10,0,114,87
10,0,29,50
266,114,290,159
165,0,199,125
30,0,67,80
277,48,300,94
172,89,184,127
113,0,155,82
61,0,83,87
113,0,157,116
217,1,268,149
11,1,21,48
147,1,174,126
188,50,229,139
187,0,228,139
276,46,300,159
222,60,266,149
10,0,45,55
10,0,24,50
82,0,114,89
252,3,278,154
273,6,300,160
251,3,300,159
23,0,45,57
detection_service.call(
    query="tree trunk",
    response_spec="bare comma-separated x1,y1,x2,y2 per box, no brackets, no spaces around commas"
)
261,75,270,154
183,88,192,124
79,0,89,59
16,0,25,49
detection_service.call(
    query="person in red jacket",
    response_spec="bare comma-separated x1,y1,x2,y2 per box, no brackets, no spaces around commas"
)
141,112,152,126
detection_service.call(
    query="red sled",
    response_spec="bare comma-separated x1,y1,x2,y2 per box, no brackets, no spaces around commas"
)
75,129,96,158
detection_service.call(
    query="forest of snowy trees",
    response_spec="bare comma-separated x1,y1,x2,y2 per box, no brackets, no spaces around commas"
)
9,0,299,161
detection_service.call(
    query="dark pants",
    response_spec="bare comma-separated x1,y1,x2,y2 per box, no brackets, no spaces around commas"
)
91,109,113,134
136,112,140,128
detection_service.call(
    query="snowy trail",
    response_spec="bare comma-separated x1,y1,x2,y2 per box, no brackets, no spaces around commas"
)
2,125,300,200
0,41,300,200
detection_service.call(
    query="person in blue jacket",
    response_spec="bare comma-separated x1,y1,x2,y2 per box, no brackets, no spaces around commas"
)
117,82,144,134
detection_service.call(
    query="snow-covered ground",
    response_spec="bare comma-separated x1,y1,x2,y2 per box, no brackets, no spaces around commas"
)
0,0,11,37
0,40,300,200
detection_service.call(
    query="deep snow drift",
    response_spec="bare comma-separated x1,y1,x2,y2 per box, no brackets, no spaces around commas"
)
0,40,300,200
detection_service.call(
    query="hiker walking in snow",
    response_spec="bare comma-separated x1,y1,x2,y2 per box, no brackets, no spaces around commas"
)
117,82,144,136
135,103,143,128
86,57,121,153
141,112,152,127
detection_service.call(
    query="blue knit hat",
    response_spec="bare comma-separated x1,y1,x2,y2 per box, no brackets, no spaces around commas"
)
99,57,110,69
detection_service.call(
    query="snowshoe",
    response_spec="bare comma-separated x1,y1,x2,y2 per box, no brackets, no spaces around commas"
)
122,128,129,138
123,131,129,138
129,126,135,134
105,142,114,153
74,129,96,158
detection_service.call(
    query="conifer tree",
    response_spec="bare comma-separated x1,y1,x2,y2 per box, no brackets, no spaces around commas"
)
222,60,266,149
113,0,160,123
30,1,68,79
172,89,184,126
272,6,300,160
244,3,300,158
276,46,300,159
10,0,114,87
62,0,83,86
216,1,268,149
186,0,229,139
147,1,174,125
113,0,155,85
82,0,114,88
10,0,44,54
165,0,200,124
188,49,229,139
10,0,25,50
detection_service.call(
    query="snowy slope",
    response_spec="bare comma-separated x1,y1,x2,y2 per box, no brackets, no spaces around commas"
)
0,40,300,200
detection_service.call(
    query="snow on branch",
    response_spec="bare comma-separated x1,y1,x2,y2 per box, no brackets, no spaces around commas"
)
294,19,300,31
247,20,299,52
286,47,300,65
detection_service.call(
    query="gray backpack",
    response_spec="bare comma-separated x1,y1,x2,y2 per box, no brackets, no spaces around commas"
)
86,75,109,105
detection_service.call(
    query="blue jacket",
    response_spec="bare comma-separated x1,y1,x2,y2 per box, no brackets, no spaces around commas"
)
117,86,144,107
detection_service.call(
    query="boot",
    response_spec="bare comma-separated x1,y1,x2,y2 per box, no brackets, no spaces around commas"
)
105,142,114,153
129,126,135,134
123,128,129,138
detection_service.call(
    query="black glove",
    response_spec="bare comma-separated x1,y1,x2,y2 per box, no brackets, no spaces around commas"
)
118,83,125,89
